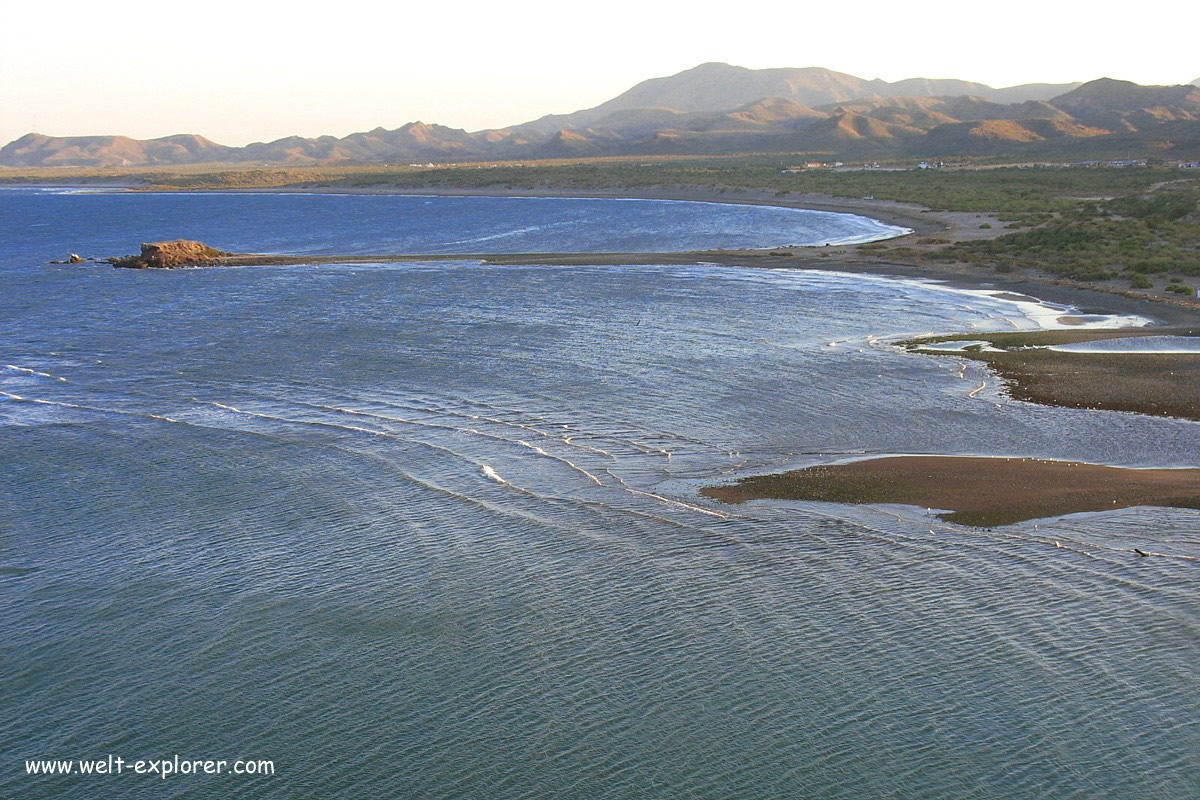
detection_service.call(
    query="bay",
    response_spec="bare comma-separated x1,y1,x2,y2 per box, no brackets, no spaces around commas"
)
2,190,1196,799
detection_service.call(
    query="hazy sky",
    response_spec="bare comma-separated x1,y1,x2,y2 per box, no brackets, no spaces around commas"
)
1,0,1195,147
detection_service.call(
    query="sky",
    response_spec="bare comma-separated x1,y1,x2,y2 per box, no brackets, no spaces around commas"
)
1,0,1196,148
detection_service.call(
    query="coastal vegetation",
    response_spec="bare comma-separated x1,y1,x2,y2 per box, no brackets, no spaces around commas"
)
933,186,1200,283
3,155,1190,211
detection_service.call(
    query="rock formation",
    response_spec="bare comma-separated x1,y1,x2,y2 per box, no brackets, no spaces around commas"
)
110,240,230,269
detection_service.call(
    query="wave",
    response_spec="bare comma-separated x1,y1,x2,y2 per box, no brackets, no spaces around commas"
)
443,222,574,247
4,364,67,382
516,439,603,486
481,464,521,491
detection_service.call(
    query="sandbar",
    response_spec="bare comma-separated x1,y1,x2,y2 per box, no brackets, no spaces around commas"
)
701,456,1200,527
906,328,1200,421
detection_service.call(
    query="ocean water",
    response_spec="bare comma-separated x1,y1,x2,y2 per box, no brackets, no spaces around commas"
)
0,187,907,256
1,190,1197,799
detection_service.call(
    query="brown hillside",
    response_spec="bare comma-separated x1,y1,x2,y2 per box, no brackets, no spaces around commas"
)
4,67,1198,166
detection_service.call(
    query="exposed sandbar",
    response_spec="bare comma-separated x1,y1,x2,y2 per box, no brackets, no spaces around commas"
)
701,456,1200,527
906,328,1200,421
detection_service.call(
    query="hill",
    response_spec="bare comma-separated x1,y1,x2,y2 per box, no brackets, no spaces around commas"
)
510,62,1074,136
0,133,235,167
5,66,1200,167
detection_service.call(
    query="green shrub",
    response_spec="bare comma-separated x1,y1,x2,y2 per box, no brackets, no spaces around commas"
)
1126,258,1175,274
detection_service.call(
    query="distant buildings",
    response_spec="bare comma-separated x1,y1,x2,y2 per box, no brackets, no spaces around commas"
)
1078,159,1151,168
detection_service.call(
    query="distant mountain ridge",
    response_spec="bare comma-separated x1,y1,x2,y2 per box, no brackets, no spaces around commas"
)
4,63,1199,167
0,134,236,167
511,63,1077,137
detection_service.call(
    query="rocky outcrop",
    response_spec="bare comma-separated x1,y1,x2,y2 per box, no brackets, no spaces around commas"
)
110,240,230,269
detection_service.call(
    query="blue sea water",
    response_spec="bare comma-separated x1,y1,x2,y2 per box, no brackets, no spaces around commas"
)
1,189,1197,799
0,187,907,257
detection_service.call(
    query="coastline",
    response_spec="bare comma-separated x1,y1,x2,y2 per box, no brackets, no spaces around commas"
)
84,179,1197,323
37,184,1200,525
903,328,1200,421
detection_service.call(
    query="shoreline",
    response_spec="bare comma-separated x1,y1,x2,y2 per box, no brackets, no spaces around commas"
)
903,328,1200,421
68,178,1194,323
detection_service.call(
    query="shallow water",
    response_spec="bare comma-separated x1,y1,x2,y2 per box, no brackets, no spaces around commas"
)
2,191,1197,799
1048,334,1200,353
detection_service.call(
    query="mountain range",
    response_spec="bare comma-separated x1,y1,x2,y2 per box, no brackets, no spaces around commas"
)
4,63,1200,167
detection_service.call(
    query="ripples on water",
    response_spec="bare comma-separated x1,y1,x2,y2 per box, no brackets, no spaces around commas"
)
1049,335,1200,353
1,192,1197,799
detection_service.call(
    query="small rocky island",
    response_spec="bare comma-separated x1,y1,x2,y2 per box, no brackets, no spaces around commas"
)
110,239,231,269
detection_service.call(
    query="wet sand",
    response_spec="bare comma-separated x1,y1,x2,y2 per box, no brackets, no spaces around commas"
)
907,328,1200,420
701,456,1200,527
